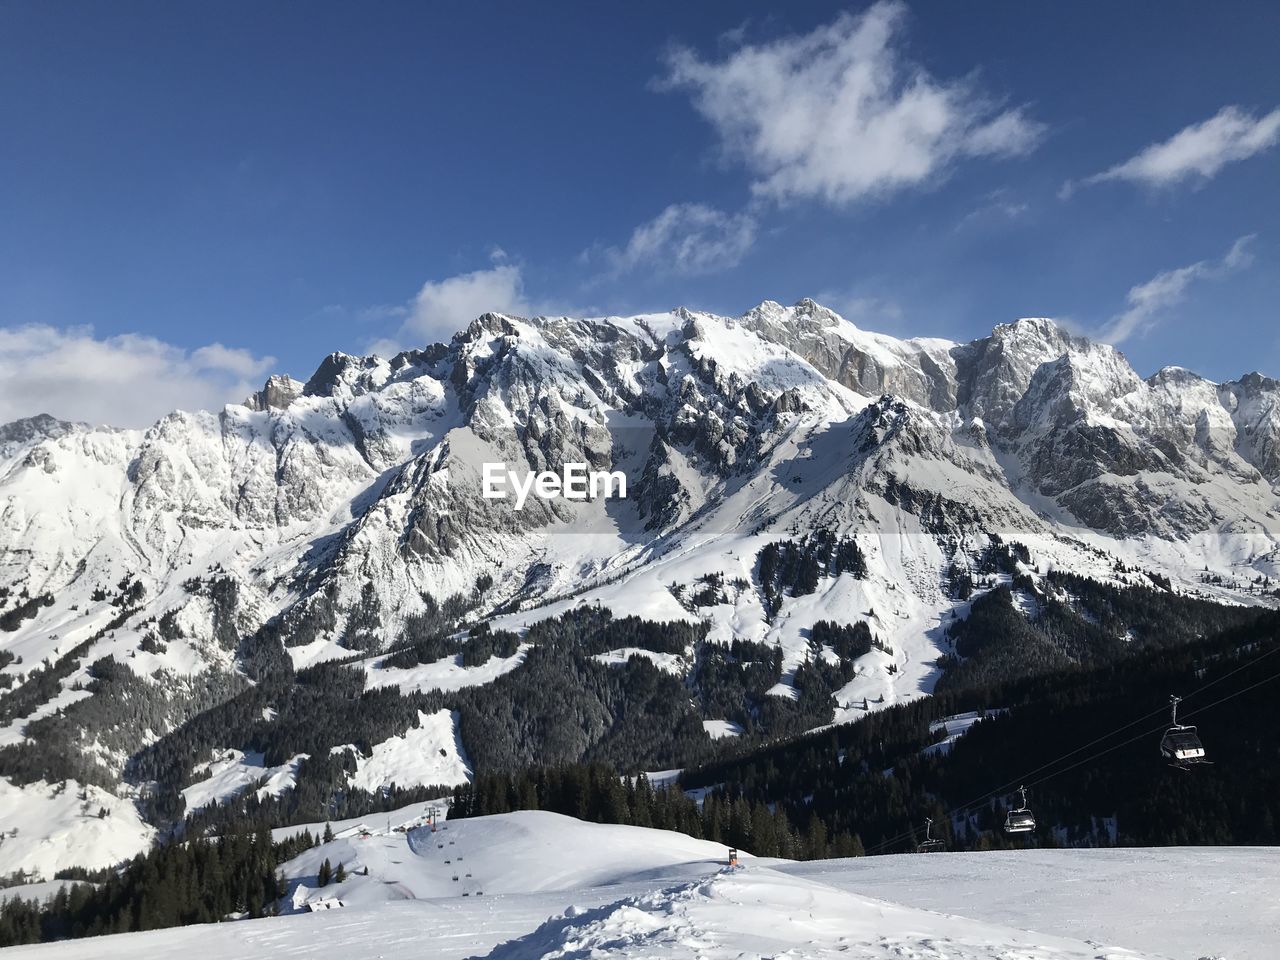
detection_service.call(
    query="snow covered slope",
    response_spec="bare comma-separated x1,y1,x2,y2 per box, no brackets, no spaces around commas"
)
789,846,1280,960
5,811,1275,960
0,778,155,880
281,809,742,907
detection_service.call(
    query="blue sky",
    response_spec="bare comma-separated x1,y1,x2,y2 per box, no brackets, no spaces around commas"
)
1,1,1278,425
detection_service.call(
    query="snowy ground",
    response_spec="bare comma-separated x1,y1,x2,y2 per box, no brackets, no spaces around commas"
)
0,778,155,879
181,749,308,814
788,847,1280,960
6,810,1276,960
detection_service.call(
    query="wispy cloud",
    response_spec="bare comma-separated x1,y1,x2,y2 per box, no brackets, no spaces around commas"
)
588,203,757,278
1067,106,1280,196
955,188,1030,231
0,325,276,428
1098,235,1256,346
811,290,905,331
658,1,1044,207
367,263,532,355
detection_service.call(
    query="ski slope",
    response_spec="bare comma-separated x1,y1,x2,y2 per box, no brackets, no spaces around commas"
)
6,810,1277,960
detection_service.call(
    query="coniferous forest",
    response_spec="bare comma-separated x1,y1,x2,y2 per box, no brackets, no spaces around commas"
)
2,561,1278,947
0,829,317,947
452,610,1280,857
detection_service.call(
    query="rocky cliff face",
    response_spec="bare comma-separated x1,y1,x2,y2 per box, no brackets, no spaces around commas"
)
3,303,1278,663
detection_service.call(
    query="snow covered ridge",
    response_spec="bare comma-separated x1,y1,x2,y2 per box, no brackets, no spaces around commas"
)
2,300,1279,879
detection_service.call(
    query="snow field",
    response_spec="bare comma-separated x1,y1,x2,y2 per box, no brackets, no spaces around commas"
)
9,811,1276,960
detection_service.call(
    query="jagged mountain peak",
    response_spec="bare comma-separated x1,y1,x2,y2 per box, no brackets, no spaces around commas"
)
1147,364,1213,390
0,413,86,447
1228,370,1280,394
989,315,1069,341
301,351,389,398
244,373,305,412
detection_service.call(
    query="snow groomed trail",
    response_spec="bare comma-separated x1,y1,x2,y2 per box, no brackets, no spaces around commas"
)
6,810,1277,960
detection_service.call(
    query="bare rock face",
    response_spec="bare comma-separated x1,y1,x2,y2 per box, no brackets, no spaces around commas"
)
1220,372,1280,482
244,374,304,412
741,298,956,410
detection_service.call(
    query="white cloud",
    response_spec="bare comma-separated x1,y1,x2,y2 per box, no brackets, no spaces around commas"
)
1077,106,1280,192
658,1,1044,206
1099,235,1256,345
0,325,276,428
811,289,905,330
368,263,533,355
955,188,1029,231
598,203,757,276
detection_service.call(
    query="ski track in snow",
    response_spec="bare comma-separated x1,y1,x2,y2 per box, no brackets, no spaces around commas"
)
5,810,1276,959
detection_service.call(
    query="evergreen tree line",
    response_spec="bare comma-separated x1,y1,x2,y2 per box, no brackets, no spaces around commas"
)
809,620,891,660
384,608,699,671
757,529,867,616
0,828,317,947
936,570,1261,692
0,591,54,632
449,763,864,861
122,607,740,829
678,610,1280,855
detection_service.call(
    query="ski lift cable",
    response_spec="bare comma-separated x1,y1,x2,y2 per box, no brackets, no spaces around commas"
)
1018,662,1280,792
866,703,1178,855
961,660,1280,846
864,715,1182,856
863,642,1280,856
1179,665,1280,724
949,640,1280,811
968,641,1280,811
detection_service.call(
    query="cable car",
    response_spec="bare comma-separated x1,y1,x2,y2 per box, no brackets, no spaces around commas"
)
1003,785,1036,835
917,818,945,853
1160,695,1209,769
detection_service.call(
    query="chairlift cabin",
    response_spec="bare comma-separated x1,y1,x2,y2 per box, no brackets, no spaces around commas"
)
1160,695,1209,768
1003,785,1036,835
917,818,945,853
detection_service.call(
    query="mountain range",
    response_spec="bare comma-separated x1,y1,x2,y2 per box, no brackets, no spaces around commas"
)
2,299,1278,880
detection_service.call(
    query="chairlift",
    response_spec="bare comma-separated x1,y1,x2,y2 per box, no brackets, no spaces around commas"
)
1160,695,1210,769
917,817,945,853
1003,785,1036,835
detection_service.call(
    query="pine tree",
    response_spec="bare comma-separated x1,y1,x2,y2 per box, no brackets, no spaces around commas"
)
322,821,334,843
804,814,829,860
318,858,332,887
335,862,346,884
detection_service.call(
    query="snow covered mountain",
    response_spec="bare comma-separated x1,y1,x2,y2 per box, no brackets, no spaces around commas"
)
2,300,1279,878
